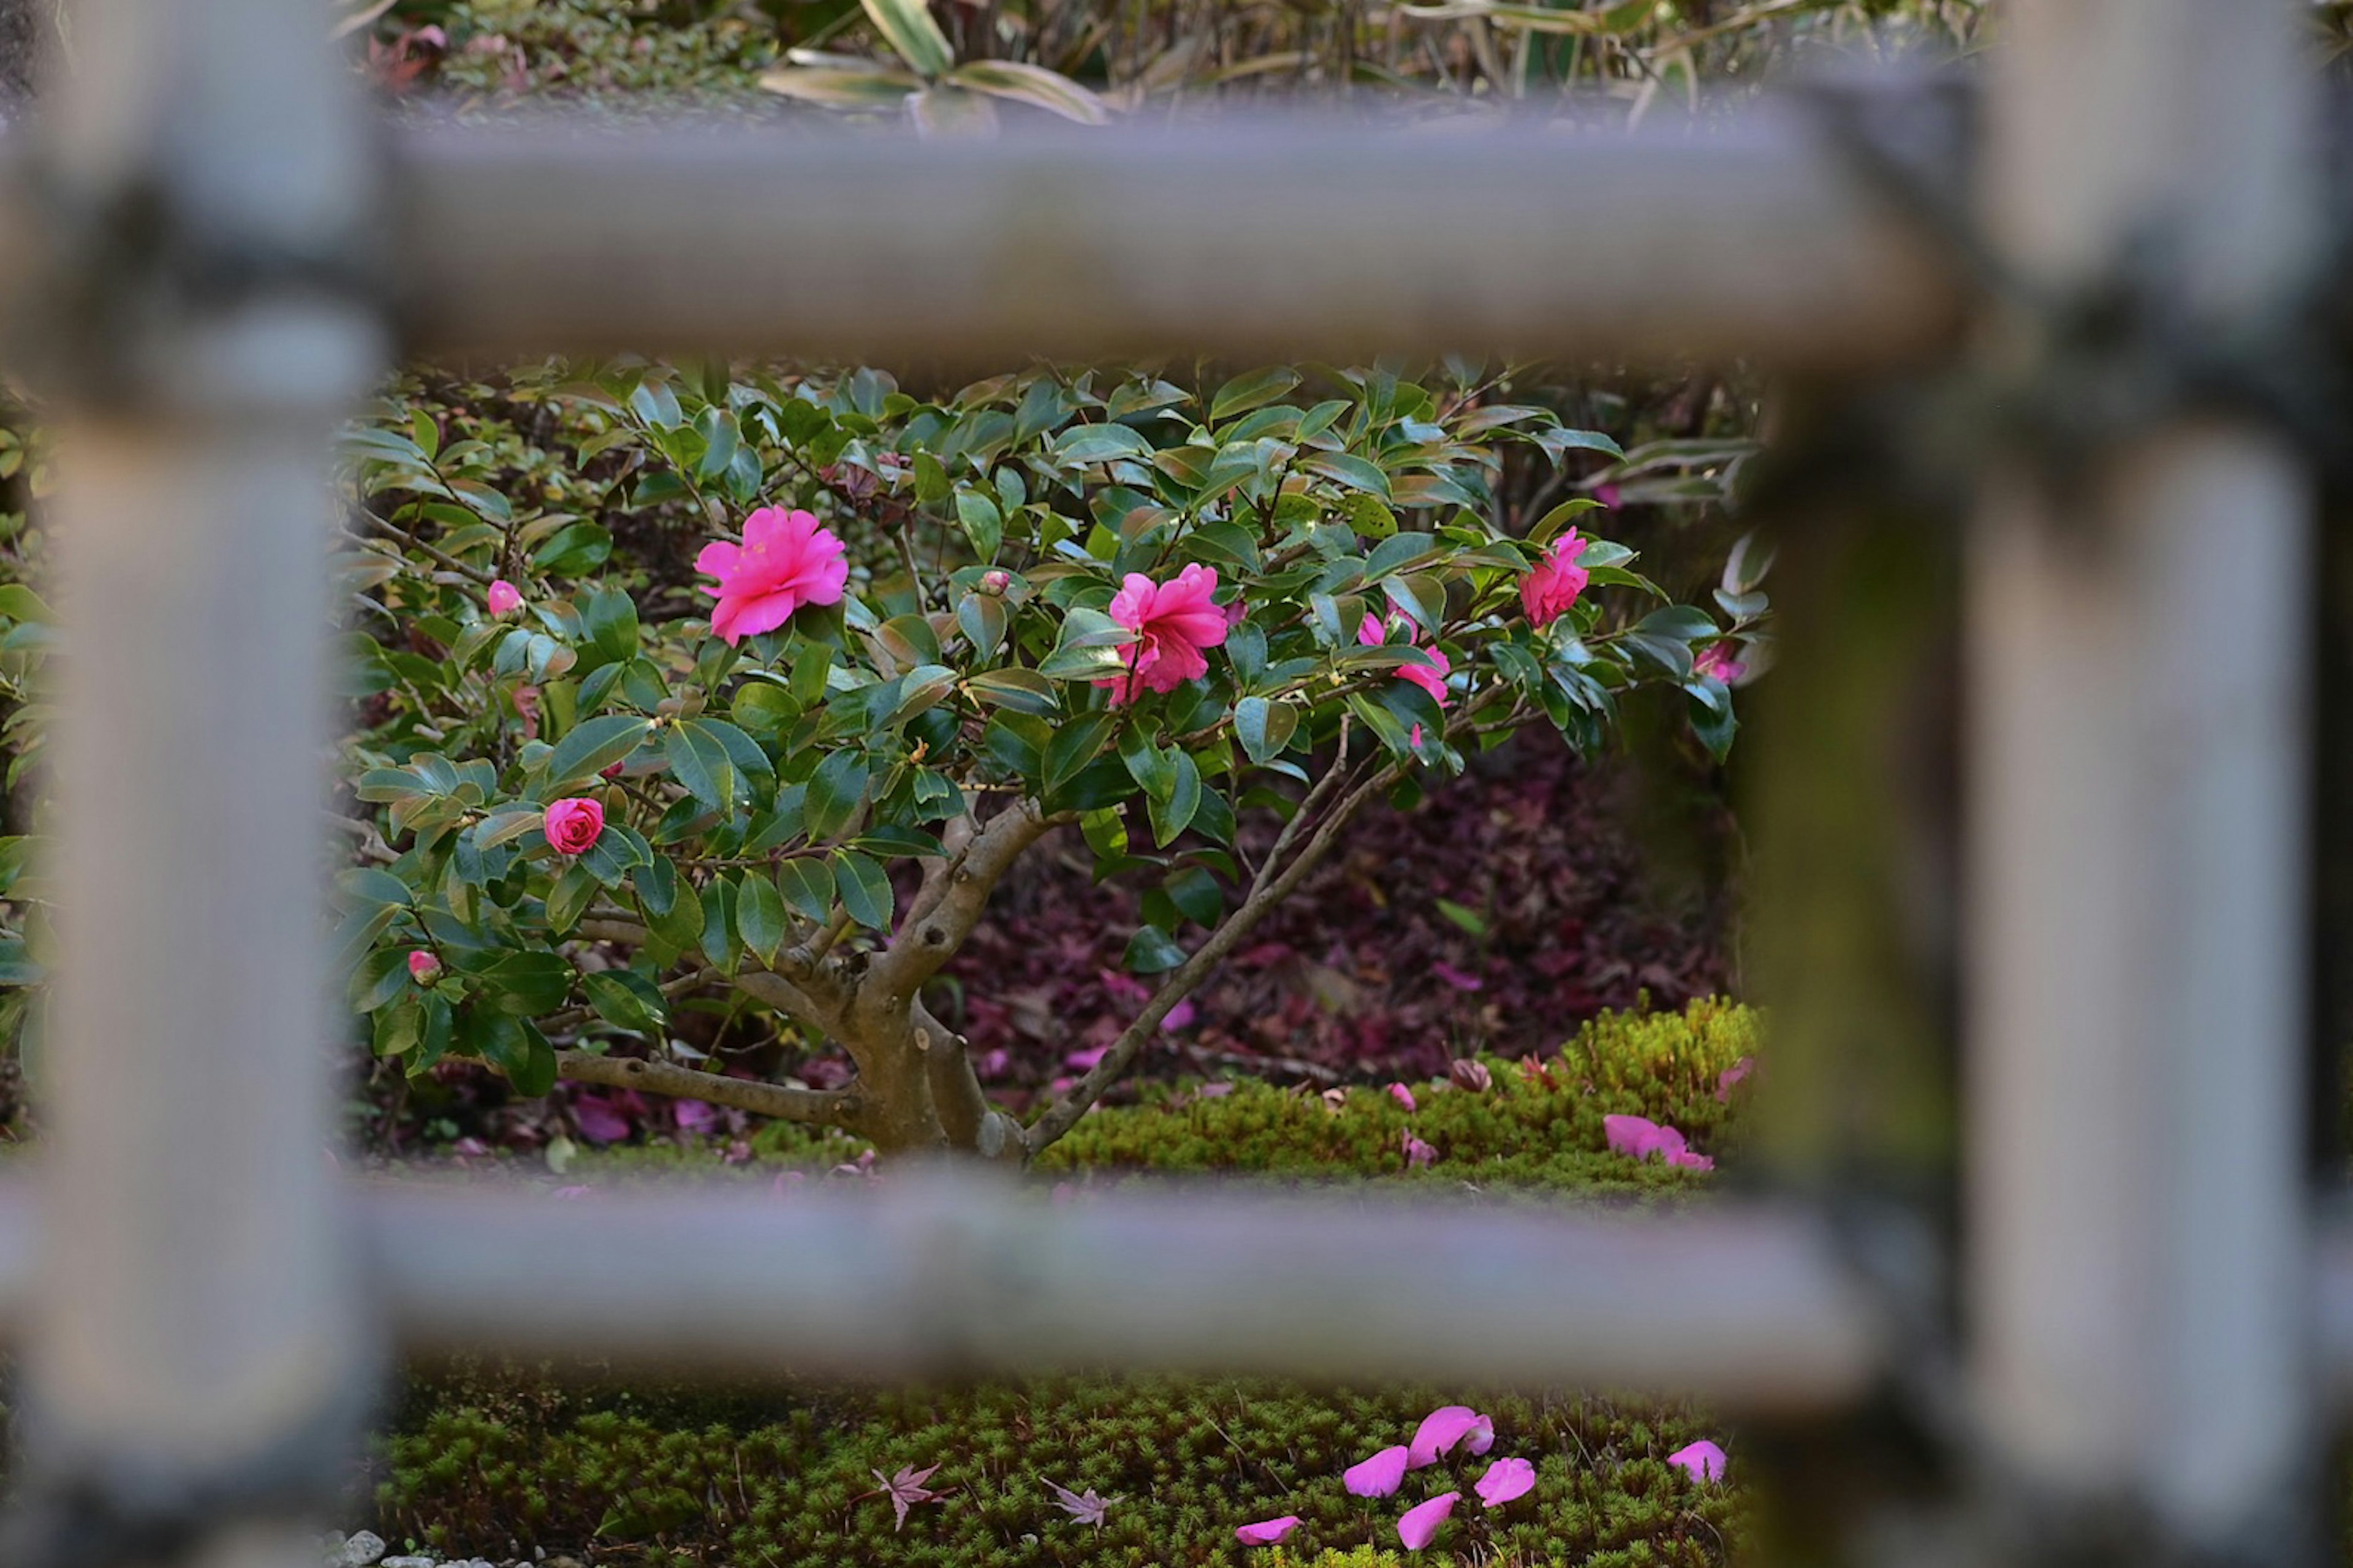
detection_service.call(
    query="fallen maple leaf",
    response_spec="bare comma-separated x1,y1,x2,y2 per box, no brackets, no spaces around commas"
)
1042,1476,1115,1528
872,1463,943,1531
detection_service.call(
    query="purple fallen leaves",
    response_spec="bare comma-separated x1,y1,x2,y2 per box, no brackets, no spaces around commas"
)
1043,1476,1115,1528
871,1463,943,1531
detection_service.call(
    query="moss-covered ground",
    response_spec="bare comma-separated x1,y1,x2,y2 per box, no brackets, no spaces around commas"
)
371,1001,1757,1566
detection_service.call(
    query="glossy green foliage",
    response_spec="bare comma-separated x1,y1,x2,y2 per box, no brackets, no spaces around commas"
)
317,358,1754,1096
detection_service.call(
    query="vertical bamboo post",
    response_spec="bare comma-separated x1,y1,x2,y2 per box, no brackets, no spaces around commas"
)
1967,0,2319,1553
19,0,381,1562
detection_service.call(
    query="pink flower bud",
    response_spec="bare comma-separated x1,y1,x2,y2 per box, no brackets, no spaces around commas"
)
487,579,524,616
407,949,441,984
544,796,605,855
980,569,1011,594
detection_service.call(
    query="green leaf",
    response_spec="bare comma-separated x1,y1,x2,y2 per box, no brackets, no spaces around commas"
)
1302,451,1390,499
1210,367,1302,424
1365,531,1436,581
1165,863,1223,926
833,848,895,930
482,950,574,1015
547,714,653,790
663,720,735,813
858,0,953,75
776,856,836,923
545,862,600,934
954,489,1004,563
1053,423,1155,465
532,521,613,577
335,866,413,911
348,947,413,1013
1045,710,1118,794
944,59,1108,123
805,750,871,842
0,584,52,624
958,593,1009,661
1635,605,1719,642
583,587,640,663
699,876,739,970
583,970,662,1034
372,994,421,1057
1235,695,1298,764
689,716,775,798
646,872,706,950
1123,925,1186,974
737,871,789,966
757,65,920,107
1436,896,1488,936
1148,751,1202,846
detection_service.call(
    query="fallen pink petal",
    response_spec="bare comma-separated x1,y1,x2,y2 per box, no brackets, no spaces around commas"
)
1463,1412,1494,1455
1474,1456,1536,1507
1602,1113,1689,1163
1344,1444,1411,1498
1396,1491,1460,1551
1667,1440,1727,1483
1716,1055,1754,1102
1388,1082,1417,1113
1161,998,1197,1031
1233,1515,1303,1546
1401,1130,1437,1170
1408,1406,1487,1469
1431,960,1484,991
1449,1058,1492,1093
1667,1148,1715,1171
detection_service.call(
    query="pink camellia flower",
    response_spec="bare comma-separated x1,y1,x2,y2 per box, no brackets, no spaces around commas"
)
544,796,605,855
1716,1055,1754,1102
1407,1407,1488,1469
1449,1058,1492,1094
486,578,523,616
1667,1440,1727,1484
1233,1515,1303,1547
1520,527,1591,629
1358,612,1453,708
1396,1492,1460,1551
406,950,441,985
1604,1113,1688,1164
695,506,850,645
1401,1130,1436,1170
1388,1082,1418,1113
1094,564,1230,705
1474,1456,1537,1509
1344,1445,1411,1498
1692,642,1747,684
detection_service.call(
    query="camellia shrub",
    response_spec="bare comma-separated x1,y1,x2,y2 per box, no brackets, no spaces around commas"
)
145,359,1761,1161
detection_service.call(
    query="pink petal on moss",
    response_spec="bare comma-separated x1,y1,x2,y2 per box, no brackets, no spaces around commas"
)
1396,1491,1460,1551
1604,1113,1660,1157
1474,1456,1536,1508
1233,1515,1302,1547
1344,1445,1411,1498
1407,1407,1485,1469
1387,1083,1417,1113
1667,1440,1727,1483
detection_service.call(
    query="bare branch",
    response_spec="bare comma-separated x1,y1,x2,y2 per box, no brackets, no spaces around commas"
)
865,800,1066,1003
1022,760,1402,1156
556,1049,865,1131
355,507,496,585
579,917,651,945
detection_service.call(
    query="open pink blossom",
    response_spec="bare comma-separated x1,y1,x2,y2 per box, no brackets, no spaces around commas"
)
1604,1113,1688,1163
1692,642,1747,684
1358,612,1452,707
1667,1440,1727,1483
1396,1491,1460,1551
1388,1083,1418,1113
1094,563,1230,705
544,796,605,855
1408,1407,1488,1469
407,949,441,984
1097,564,1229,701
486,578,523,616
1344,1445,1411,1498
1520,527,1591,629
1716,1055,1754,1102
1474,1456,1536,1509
1233,1515,1303,1547
695,506,849,644
1401,1130,1436,1170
